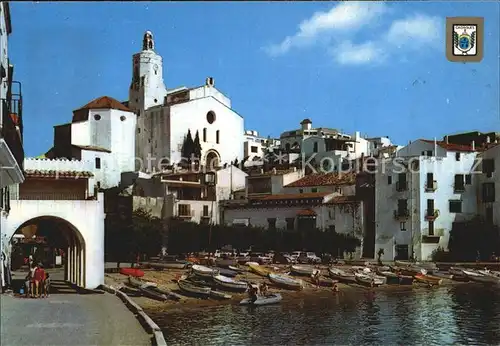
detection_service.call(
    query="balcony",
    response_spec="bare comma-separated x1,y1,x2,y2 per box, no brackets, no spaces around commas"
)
394,209,410,220
396,181,408,192
424,180,438,192
424,209,440,221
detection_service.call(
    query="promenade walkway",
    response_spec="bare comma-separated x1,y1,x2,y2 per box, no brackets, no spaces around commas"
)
1,269,151,346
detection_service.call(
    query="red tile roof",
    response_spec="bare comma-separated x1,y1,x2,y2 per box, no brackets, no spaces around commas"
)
296,209,316,216
24,170,94,179
325,195,357,204
255,192,331,201
420,139,476,152
72,145,111,153
285,172,356,187
75,96,131,112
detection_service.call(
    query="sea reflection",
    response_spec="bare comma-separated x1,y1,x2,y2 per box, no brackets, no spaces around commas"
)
149,285,500,346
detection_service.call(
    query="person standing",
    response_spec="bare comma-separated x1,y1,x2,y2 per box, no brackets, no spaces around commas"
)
33,263,46,298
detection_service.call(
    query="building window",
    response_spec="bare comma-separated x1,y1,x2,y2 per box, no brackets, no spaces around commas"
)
267,218,276,230
482,182,495,203
285,143,291,152
94,114,101,121
397,173,407,191
286,218,294,230
455,152,461,161
428,221,434,236
299,189,303,193
216,130,220,144
95,157,101,169
388,175,392,185
312,188,318,193
483,159,495,178
178,204,190,216
203,128,207,142
251,146,258,153
328,225,336,232
454,174,465,192
120,115,126,121
207,111,216,124
449,200,462,213
400,222,406,231
397,199,408,214
465,174,472,185
137,128,141,133
313,142,318,153
426,150,432,156
97,181,101,190
203,205,209,217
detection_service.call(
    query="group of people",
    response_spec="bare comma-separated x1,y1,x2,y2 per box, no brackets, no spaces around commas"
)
24,263,50,298
246,282,269,303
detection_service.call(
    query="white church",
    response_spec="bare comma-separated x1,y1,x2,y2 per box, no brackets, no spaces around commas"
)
128,31,244,172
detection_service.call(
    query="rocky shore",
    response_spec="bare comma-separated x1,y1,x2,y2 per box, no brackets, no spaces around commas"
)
104,264,469,313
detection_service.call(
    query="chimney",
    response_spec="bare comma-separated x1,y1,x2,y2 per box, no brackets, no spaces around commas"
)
472,140,475,150
206,77,215,87
445,136,449,144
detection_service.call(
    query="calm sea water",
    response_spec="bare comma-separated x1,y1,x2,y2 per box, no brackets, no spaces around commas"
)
148,284,500,346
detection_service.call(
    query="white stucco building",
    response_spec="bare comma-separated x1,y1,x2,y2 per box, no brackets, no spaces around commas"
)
375,139,479,261
476,143,499,226
243,130,280,167
128,31,244,171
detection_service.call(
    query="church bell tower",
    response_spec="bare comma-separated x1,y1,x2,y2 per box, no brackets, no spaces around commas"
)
128,31,167,117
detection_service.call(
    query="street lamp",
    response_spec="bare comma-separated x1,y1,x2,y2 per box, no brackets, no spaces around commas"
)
204,171,217,253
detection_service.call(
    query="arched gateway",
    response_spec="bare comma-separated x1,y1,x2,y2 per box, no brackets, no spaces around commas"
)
2,164,105,290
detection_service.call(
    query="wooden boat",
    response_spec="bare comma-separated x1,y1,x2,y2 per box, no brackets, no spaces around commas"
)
212,267,238,277
209,290,232,300
395,261,437,273
228,265,246,273
377,270,413,285
119,286,142,297
414,273,443,285
177,279,211,298
191,264,218,278
127,277,182,301
240,293,282,306
215,258,238,268
328,267,356,283
464,270,500,284
268,273,303,290
213,274,248,292
310,270,337,287
392,265,427,277
248,263,272,277
290,265,315,276
119,267,144,277
354,273,385,287
142,261,191,270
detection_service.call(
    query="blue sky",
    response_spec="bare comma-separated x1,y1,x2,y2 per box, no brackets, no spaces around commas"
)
9,2,500,157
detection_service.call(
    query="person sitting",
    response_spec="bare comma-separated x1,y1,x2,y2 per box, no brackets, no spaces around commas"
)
247,283,258,303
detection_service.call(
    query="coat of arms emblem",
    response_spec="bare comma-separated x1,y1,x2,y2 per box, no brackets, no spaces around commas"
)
452,24,477,56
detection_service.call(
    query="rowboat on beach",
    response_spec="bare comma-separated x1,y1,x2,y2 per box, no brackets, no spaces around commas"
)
119,267,144,277
178,279,211,298
354,273,385,287
328,267,356,284
127,277,182,301
141,261,191,270
310,269,337,287
213,274,248,292
209,290,232,300
268,273,303,290
414,273,443,285
240,293,282,306
290,265,316,276
215,258,238,268
212,267,238,277
191,264,218,278
376,269,413,285
248,263,272,277
463,270,500,284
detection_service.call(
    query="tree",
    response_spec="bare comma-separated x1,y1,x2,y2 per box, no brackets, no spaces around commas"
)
193,131,202,161
181,130,195,163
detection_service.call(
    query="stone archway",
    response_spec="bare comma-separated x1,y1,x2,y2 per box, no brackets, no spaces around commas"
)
205,150,220,170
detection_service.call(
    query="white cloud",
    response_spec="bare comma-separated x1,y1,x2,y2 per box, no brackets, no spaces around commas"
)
385,14,442,49
264,2,388,56
332,41,386,65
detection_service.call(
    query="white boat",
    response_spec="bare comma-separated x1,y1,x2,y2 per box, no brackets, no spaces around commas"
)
290,265,315,276
328,267,356,283
354,272,385,287
268,273,303,290
213,274,248,291
240,293,282,306
464,270,500,284
191,264,218,278
177,279,211,298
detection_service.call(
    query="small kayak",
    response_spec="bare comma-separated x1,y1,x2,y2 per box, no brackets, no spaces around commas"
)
240,293,282,306
119,267,144,277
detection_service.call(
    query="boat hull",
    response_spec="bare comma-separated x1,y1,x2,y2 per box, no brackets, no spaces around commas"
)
215,258,238,268
290,265,315,276
178,280,211,298
240,293,282,306
328,268,356,284
354,273,384,287
213,275,248,292
268,273,303,290
414,274,442,285
119,268,144,277
192,264,218,278
248,264,271,277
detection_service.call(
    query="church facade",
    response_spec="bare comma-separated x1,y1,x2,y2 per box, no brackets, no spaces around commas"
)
128,31,244,173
